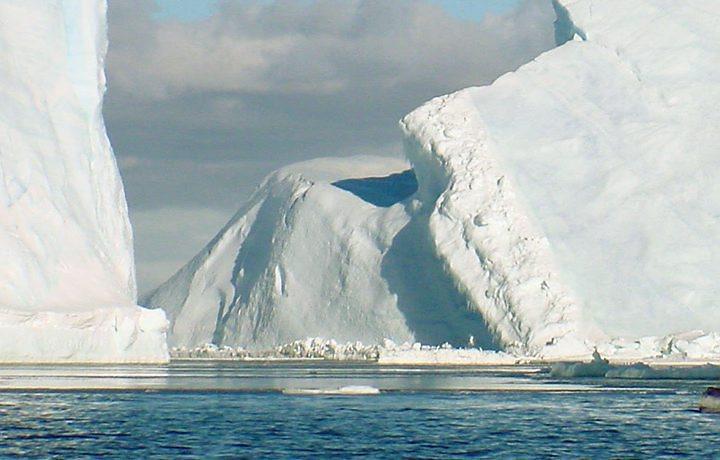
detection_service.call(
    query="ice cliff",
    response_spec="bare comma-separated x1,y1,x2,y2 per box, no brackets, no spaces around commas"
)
0,0,167,363
402,0,720,356
147,0,720,359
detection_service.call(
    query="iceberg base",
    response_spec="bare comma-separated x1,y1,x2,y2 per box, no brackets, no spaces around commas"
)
0,306,169,364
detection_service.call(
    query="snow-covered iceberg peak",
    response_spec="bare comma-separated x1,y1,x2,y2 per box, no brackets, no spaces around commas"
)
402,0,720,357
145,156,503,351
145,157,419,350
0,0,167,363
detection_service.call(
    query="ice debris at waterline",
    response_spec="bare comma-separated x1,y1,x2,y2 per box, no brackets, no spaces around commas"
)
170,338,518,365
551,351,720,380
145,0,720,361
0,1,168,363
170,334,720,367
171,338,383,361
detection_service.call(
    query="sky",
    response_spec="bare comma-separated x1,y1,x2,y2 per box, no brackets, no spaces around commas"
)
104,0,556,294
152,0,524,21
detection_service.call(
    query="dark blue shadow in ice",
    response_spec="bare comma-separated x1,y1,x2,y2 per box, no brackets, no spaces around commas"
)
332,169,418,207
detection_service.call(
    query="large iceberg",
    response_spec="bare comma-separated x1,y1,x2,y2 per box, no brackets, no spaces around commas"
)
0,0,167,363
146,0,720,360
401,0,720,356
145,157,497,350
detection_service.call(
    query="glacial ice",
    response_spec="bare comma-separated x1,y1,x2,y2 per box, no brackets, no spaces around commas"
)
401,0,720,356
145,156,496,350
147,0,720,362
0,0,167,363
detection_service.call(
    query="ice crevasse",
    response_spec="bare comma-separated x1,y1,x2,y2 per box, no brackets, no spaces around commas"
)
0,0,168,363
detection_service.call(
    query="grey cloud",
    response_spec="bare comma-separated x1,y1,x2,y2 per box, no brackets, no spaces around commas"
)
104,0,556,293
109,0,555,99
131,206,231,291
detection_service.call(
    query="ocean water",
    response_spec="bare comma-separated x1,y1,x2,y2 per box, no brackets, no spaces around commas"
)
0,362,717,458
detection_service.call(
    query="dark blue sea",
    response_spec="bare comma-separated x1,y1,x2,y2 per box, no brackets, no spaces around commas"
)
0,362,716,458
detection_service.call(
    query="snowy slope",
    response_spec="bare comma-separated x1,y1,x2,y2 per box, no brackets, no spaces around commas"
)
0,1,167,362
401,0,720,356
145,157,498,350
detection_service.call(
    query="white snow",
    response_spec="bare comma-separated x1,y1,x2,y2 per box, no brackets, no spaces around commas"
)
146,154,503,351
0,307,168,364
401,0,720,357
0,0,168,363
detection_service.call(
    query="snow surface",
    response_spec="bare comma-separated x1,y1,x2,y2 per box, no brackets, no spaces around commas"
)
145,157,414,349
0,307,167,364
401,0,720,356
0,0,167,363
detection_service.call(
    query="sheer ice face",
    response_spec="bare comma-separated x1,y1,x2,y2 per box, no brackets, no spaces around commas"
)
401,0,720,355
0,0,167,363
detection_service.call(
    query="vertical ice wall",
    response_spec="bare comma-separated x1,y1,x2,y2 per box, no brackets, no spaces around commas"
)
402,0,720,357
0,0,134,310
0,0,167,362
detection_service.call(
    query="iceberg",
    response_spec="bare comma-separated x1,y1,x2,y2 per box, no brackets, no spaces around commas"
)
0,1,167,363
146,0,720,361
146,156,502,350
145,157,498,350
146,157,416,349
401,0,720,357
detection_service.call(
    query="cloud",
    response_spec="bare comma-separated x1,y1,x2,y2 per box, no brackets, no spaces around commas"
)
130,206,231,293
104,0,556,292
110,0,554,98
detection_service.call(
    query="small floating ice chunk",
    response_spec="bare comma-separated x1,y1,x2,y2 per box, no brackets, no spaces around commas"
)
550,350,611,378
699,387,720,413
552,350,720,380
283,385,380,396
607,364,720,380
